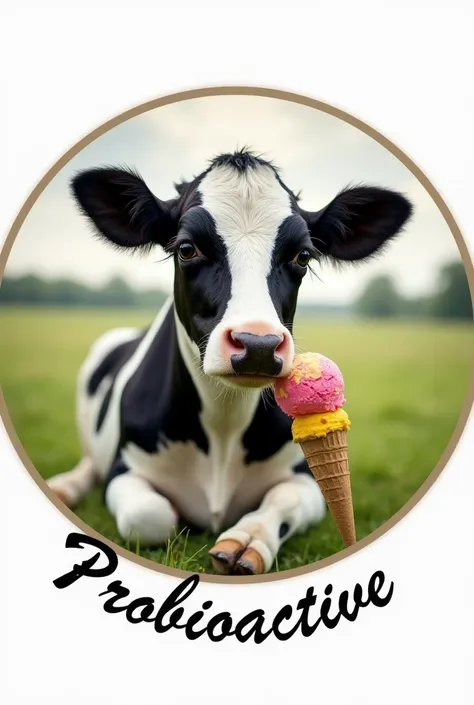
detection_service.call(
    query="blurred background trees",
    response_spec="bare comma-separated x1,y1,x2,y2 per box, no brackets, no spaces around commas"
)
355,260,472,320
356,275,402,318
429,262,473,319
0,274,167,309
0,260,472,320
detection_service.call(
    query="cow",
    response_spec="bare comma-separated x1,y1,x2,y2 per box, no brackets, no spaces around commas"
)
47,149,412,575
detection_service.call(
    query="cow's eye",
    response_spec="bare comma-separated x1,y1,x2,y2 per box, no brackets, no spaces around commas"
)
178,242,197,261
295,249,311,267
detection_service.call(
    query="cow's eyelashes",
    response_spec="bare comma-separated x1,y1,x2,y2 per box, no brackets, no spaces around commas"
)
177,241,200,262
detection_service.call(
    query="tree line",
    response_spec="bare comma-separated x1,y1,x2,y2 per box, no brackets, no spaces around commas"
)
355,261,472,320
0,274,167,309
0,260,472,320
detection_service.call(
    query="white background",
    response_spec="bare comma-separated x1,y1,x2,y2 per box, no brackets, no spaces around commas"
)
1,1,474,703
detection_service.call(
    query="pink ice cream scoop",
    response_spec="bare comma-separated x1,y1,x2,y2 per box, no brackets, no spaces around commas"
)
274,352,345,417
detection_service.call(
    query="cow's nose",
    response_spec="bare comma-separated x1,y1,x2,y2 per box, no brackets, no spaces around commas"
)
230,332,284,376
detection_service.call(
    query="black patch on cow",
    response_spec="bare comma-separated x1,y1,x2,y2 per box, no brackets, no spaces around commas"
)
242,393,294,464
279,522,290,539
178,207,225,261
266,215,315,330
272,214,316,264
103,454,130,496
292,458,314,476
173,206,232,362
87,333,144,396
119,306,209,455
96,384,113,433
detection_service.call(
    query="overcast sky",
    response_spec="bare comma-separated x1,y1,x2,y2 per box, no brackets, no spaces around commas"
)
4,95,461,304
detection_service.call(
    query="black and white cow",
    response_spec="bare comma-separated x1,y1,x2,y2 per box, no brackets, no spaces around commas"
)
47,150,412,575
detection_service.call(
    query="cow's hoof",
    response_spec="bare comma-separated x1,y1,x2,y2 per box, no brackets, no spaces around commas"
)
234,547,264,575
209,540,243,574
209,541,264,576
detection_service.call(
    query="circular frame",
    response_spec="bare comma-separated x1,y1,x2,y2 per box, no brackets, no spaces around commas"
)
1,85,474,583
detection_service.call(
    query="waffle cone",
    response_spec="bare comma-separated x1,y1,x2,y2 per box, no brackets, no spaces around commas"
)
300,429,356,547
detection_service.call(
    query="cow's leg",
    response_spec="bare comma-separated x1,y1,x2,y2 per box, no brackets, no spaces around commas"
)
106,472,179,548
47,457,97,508
209,473,326,575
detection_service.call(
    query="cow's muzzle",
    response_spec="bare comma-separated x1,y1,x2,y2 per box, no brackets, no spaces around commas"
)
229,332,284,377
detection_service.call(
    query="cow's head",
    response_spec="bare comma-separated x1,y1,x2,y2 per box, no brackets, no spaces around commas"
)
71,150,412,389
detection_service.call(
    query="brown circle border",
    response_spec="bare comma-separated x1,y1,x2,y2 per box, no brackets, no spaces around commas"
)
1,85,474,584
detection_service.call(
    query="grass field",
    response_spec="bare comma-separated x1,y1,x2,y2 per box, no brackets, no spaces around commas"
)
1,307,473,574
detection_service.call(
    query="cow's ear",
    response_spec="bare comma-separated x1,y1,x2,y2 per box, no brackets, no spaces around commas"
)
71,167,179,250
301,186,413,262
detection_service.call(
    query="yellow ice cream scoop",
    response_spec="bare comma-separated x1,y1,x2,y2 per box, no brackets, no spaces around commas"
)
292,408,351,443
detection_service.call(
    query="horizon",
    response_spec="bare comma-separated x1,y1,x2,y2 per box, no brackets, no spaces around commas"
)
2,263,459,309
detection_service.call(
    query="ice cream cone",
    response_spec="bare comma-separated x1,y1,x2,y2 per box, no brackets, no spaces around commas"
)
298,428,356,547
273,352,357,548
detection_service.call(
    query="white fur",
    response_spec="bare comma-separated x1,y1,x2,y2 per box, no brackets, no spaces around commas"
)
106,473,178,547
199,164,295,378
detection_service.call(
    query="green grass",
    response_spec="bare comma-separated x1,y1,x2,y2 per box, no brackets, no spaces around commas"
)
1,306,473,574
